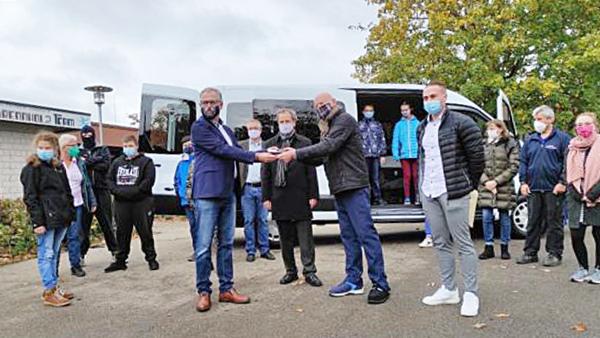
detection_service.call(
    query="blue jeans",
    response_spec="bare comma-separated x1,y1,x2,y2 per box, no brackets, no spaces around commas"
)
241,185,269,255
334,187,390,291
64,206,84,268
482,208,511,245
37,227,67,290
193,193,236,294
184,206,198,251
425,218,432,237
366,157,382,202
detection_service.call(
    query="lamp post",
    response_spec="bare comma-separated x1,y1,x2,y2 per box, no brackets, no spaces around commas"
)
84,85,113,145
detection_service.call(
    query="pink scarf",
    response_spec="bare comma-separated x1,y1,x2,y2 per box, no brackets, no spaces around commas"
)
567,133,600,202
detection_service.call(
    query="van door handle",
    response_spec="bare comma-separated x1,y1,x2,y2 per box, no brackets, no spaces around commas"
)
164,187,174,191
154,164,162,167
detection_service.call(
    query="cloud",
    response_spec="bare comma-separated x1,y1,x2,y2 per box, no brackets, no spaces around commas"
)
0,0,377,124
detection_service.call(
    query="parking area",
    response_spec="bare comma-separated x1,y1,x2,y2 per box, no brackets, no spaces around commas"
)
0,219,597,338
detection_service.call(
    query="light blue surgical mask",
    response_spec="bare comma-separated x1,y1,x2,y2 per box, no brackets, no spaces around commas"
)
424,100,443,115
123,147,137,158
37,149,54,162
363,110,375,119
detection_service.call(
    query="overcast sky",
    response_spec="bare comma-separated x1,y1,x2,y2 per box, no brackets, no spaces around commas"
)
0,0,377,125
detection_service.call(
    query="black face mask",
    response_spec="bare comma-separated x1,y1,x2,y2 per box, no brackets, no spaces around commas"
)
82,137,96,149
201,105,220,120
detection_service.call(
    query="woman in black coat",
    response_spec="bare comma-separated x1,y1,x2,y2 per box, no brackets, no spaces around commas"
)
20,132,75,307
262,108,321,287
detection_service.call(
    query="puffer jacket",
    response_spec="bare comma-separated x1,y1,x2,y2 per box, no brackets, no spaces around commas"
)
477,137,520,210
417,110,485,200
20,156,75,229
296,109,369,195
358,118,386,158
392,116,420,160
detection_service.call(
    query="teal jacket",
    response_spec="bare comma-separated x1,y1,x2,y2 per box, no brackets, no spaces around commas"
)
392,116,420,160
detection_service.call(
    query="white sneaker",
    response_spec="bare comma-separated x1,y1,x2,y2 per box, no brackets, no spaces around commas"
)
460,292,479,317
422,285,460,305
418,237,433,248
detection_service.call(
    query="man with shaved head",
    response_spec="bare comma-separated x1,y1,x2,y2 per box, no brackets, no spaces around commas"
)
278,92,391,304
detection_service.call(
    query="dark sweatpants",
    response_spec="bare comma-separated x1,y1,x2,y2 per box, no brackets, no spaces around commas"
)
114,197,157,263
524,192,565,257
81,188,117,257
277,220,316,275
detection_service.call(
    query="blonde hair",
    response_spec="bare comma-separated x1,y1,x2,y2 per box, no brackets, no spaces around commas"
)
58,133,78,149
27,131,60,167
485,119,510,139
575,112,599,129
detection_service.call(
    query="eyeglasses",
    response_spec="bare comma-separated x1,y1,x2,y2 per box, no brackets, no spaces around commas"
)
201,100,221,106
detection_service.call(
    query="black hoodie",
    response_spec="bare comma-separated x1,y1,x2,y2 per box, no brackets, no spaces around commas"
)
108,153,156,202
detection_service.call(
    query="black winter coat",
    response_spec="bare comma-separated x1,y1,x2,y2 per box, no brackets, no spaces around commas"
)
80,145,111,190
417,110,485,200
108,153,156,202
20,157,75,229
262,134,319,221
296,110,369,195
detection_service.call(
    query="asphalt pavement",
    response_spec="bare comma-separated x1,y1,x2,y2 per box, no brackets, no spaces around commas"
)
0,220,598,338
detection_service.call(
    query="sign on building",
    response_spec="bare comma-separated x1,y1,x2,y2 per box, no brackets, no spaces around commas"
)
0,100,91,130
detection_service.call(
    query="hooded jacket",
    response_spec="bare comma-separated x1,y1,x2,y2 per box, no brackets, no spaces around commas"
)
108,153,156,202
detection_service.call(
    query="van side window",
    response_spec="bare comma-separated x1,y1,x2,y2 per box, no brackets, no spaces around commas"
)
139,95,195,154
456,108,486,137
226,102,253,141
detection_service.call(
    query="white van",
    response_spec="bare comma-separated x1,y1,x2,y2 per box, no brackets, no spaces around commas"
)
137,83,528,240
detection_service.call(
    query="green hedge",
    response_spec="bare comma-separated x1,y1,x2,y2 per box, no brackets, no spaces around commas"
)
0,199,102,262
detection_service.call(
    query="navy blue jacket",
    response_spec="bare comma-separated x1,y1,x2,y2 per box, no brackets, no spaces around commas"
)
519,128,571,192
191,117,256,199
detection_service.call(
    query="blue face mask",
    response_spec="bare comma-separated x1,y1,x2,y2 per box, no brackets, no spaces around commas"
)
123,147,137,158
183,145,193,154
424,100,443,115
363,110,375,119
37,149,54,162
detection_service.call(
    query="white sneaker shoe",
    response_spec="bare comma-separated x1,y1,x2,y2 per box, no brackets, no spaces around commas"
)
460,292,479,317
418,237,433,248
422,285,460,305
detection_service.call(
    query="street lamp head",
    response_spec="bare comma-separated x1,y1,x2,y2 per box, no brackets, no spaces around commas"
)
84,85,113,105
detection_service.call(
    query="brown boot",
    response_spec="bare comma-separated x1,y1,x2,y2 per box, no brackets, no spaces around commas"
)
42,288,71,307
56,286,74,300
196,292,211,312
219,288,250,304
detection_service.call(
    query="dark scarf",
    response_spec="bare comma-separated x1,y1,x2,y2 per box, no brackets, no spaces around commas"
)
274,131,296,188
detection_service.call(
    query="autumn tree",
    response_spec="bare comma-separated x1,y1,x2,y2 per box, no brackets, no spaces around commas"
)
353,0,600,133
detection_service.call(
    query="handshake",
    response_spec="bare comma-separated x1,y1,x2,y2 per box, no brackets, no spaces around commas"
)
254,147,296,164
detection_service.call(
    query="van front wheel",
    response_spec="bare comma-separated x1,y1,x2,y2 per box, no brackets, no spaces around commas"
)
511,201,528,239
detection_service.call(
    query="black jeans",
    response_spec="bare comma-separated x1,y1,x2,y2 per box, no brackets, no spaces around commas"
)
277,220,316,275
114,197,157,263
365,157,382,202
524,192,565,257
570,226,600,270
81,188,117,257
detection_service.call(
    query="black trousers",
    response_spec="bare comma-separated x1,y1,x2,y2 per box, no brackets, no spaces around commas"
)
81,188,117,257
277,220,316,275
570,226,600,270
524,192,565,257
114,197,157,263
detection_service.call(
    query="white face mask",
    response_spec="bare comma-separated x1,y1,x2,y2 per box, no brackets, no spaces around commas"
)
278,123,294,135
487,129,499,140
533,120,547,134
248,129,261,139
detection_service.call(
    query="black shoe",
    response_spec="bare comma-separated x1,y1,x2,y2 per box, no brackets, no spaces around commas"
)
516,254,538,265
367,286,390,304
500,244,511,260
104,261,127,273
542,254,562,267
280,273,299,285
71,266,86,277
260,252,276,261
478,245,495,260
148,260,160,271
305,273,323,287
246,254,256,262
